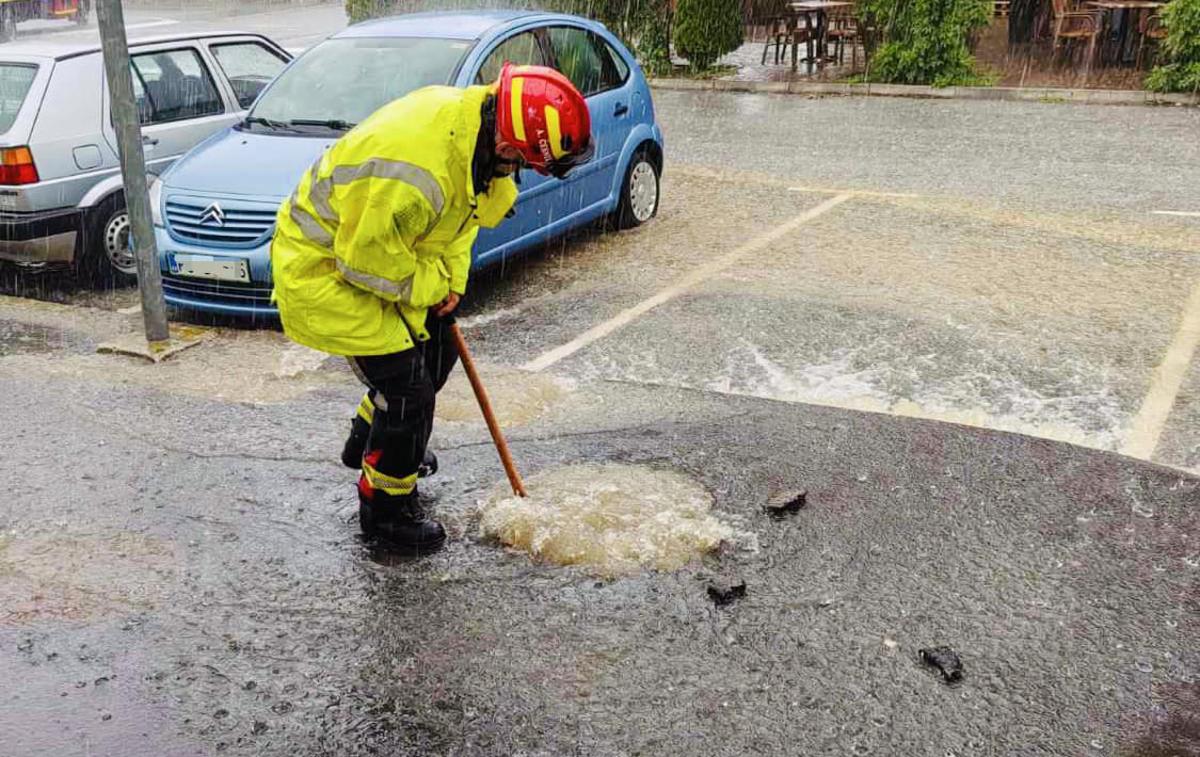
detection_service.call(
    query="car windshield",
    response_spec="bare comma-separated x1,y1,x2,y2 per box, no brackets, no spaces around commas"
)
247,37,473,132
0,64,38,134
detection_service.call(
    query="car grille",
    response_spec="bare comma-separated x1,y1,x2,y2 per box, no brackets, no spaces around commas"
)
161,274,275,311
165,198,278,248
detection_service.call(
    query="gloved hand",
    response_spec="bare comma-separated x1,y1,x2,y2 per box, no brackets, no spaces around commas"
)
434,292,460,317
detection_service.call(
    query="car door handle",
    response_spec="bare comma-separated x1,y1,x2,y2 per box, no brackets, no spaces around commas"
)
142,136,159,146
613,102,629,117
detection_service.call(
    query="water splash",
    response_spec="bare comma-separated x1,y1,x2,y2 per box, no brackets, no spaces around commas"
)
478,463,757,577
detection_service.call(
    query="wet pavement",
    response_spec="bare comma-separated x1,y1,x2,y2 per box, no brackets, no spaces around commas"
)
2,341,1198,755
0,319,93,357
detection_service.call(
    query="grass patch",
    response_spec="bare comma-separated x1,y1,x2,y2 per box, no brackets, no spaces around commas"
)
668,63,739,79
842,65,999,87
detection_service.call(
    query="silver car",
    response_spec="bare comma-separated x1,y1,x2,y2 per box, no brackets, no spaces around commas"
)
0,32,289,284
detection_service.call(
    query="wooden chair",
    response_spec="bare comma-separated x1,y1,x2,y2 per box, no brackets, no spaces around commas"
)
825,8,860,68
762,14,794,64
790,16,818,71
1136,13,1168,69
1051,0,1101,76
759,0,799,64
761,12,818,71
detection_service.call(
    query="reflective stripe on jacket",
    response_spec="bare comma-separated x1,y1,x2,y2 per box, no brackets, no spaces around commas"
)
270,85,518,356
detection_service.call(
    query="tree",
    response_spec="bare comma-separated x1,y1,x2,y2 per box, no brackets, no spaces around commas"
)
674,0,745,71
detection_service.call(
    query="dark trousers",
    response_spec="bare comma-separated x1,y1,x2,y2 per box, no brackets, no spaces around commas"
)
349,313,458,502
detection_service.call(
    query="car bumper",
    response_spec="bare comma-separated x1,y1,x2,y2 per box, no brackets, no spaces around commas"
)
155,226,279,318
0,207,83,265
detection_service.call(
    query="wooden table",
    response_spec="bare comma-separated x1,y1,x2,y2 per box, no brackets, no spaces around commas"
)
789,0,853,71
1085,0,1165,66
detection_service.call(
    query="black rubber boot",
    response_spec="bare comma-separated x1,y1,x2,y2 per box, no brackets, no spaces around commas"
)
340,415,370,469
359,490,446,552
418,450,438,479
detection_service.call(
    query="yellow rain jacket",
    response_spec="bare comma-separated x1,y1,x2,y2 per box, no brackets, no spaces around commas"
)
270,85,518,356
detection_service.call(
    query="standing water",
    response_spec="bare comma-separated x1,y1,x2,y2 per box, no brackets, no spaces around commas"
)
479,463,757,577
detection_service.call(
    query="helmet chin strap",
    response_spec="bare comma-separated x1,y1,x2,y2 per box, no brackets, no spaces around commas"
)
494,157,525,179
473,95,507,192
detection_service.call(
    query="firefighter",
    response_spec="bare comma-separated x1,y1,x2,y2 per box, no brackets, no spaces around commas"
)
270,64,594,551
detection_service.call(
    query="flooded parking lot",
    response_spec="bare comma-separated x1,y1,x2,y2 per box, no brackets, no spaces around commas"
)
2,368,1198,755
2,121,1198,753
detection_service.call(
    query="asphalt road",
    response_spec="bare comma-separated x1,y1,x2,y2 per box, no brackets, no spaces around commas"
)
2,2,1200,754
1,299,1198,756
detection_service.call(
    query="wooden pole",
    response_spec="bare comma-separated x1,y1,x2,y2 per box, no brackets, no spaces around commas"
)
449,323,528,497
96,0,169,344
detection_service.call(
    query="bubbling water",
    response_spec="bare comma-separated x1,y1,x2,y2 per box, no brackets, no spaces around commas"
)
478,463,756,577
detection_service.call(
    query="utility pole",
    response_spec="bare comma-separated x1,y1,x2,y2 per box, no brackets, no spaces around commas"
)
96,0,169,344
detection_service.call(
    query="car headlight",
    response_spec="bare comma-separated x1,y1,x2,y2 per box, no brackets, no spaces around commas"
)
148,177,164,227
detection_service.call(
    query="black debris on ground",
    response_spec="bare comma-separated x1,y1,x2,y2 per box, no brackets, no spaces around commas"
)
764,489,807,519
707,581,747,606
920,646,964,683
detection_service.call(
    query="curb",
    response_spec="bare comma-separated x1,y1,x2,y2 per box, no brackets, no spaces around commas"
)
648,78,1200,107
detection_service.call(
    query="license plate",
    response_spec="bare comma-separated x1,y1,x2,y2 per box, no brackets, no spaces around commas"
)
167,253,250,283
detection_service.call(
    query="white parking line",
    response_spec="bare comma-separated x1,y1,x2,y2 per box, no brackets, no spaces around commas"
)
788,185,921,199
1152,211,1200,218
522,193,854,372
1122,277,1200,460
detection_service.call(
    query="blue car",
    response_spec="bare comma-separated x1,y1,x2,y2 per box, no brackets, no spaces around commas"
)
149,10,664,317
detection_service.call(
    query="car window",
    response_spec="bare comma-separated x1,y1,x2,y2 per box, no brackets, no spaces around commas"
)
211,42,288,109
128,66,154,124
600,38,630,84
251,37,472,131
474,31,546,85
0,64,37,133
130,48,223,125
546,27,627,98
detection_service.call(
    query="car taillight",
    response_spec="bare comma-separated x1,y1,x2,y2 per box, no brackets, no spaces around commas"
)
0,147,39,185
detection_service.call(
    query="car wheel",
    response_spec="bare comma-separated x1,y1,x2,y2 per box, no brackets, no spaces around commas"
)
614,146,660,230
79,194,138,288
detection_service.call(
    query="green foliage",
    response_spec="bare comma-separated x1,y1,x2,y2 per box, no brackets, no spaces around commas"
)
1147,0,1200,92
634,7,674,77
1146,61,1200,91
345,0,392,24
860,0,991,86
672,0,745,71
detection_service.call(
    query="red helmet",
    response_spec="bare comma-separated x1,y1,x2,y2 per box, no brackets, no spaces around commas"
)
496,63,594,179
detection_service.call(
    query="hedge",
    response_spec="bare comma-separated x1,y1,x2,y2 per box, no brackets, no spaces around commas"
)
860,0,991,86
1146,0,1200,93
673,0,744,70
